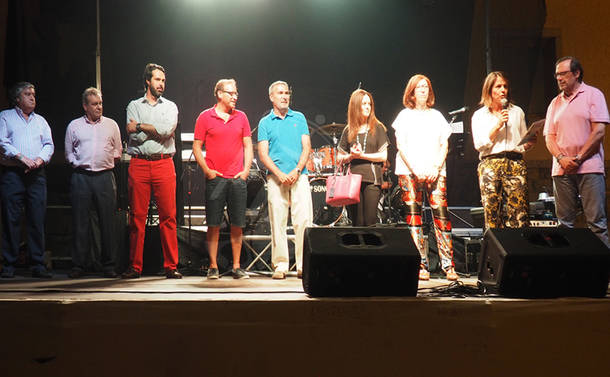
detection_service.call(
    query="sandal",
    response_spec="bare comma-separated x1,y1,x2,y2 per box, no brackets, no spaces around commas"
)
445,267,459,281
419,268,430,281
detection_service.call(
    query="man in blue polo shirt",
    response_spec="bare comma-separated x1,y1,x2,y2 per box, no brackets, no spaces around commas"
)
257,81,313,279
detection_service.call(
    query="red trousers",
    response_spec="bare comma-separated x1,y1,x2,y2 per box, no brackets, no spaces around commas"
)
128,157,178,272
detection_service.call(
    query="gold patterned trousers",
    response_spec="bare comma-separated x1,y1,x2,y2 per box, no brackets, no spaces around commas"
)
477,157,529,229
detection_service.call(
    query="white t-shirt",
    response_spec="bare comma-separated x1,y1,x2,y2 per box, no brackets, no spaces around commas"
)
392,108,451,176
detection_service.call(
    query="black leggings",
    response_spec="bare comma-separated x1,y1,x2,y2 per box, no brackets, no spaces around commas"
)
346,182,381,226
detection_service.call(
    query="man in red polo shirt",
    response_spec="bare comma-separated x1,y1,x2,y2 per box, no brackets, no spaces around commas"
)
192,78,253,279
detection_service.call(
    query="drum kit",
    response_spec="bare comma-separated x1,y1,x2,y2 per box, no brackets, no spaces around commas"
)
246,122,347,228
246,122,404,229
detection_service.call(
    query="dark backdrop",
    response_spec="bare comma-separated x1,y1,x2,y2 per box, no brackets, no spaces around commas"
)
3,0,477,203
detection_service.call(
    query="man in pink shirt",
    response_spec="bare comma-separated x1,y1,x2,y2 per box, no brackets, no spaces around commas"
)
544,56,610,246
65,87,122,277
192,79,253,279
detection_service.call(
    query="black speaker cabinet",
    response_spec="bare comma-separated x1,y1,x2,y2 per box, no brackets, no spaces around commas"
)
303,226,421,297
478,227,610,298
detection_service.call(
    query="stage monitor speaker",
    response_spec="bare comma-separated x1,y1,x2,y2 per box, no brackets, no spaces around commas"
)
303,226,420,297
478,227,610,298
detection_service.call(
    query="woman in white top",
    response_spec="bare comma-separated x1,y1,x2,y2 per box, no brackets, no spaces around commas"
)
471,71,536,229
392,74,457,281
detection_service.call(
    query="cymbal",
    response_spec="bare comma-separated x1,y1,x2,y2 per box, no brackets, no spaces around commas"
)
318,123,346,134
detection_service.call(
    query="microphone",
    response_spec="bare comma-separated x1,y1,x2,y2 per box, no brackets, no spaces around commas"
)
448,106,469,116
500,98,509,127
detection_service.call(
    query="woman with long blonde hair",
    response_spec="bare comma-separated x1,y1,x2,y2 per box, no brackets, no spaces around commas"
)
337,89,389,226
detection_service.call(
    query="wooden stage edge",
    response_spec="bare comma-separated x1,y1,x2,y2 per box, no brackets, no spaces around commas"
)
1,275,609,377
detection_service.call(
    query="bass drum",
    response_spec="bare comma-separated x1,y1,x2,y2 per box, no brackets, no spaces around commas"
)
309,177,343,226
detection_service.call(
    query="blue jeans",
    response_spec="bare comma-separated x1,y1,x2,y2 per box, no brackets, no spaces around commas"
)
553,173,609,247
0,167,47,272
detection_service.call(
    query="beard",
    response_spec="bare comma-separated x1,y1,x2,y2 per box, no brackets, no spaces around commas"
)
150,85,164,98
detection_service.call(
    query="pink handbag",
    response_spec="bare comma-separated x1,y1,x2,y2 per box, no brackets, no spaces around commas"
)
325,165,362,207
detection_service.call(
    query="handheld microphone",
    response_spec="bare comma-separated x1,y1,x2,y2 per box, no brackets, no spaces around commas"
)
448,106,469,116
500,98,509,127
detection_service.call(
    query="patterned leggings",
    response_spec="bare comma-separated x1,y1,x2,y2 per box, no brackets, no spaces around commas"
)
398,175,454,271
477,157,529,228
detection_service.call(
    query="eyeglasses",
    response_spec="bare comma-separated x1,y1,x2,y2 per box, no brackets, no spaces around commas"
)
555,70,572,78
222,90,239,98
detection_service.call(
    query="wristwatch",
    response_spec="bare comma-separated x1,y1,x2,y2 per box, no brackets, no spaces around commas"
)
136,123,142,132
574,154,583,165
296,167,302,174
555,153,565,163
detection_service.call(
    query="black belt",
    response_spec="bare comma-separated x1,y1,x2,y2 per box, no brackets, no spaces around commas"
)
483,152,523,161
131,154,173,161
74,167,112,175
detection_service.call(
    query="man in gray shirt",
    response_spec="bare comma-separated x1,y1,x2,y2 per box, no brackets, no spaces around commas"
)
121,63,182,279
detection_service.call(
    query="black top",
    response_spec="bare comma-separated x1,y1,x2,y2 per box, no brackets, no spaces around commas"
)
338,123,389,184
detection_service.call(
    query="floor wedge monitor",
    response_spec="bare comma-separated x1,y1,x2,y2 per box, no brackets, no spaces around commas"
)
303,226,420,297
478,227,610,298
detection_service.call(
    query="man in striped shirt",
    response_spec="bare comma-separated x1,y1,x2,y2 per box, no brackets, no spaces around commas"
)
0,82,54,278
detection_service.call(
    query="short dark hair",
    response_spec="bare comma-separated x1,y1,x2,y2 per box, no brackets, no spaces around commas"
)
142,63,165,89
556,56,584,83
9,82,34,107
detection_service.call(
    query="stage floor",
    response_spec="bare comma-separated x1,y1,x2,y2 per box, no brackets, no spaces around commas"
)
0,272,484,301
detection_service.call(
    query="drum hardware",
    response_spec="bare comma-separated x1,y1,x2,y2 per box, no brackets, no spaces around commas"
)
318,122,346,135
306,145,337,175
309,176,343,226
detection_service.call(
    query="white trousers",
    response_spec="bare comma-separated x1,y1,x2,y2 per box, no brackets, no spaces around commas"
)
267,174,313,272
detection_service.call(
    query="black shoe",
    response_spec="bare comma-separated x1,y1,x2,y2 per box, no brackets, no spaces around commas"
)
165,269,183,279
68,269,84,278
232,268,249,280
207,268,219,280
1,269,15,278
32,268,52,279
103,270,118,278
121,267,141,279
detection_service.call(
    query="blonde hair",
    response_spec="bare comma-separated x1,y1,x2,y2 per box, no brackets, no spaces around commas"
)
214,78,237,99
479,71,511,109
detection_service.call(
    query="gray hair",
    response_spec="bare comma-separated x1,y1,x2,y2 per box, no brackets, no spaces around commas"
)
9,82,34,107
82,87,102,104
268,80,289,95
214,78,237,98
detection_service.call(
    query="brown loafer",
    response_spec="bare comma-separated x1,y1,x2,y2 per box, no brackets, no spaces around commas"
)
166,269,183,279
121,267,141,279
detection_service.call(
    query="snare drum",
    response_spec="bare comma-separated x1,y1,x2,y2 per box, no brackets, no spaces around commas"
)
309,177,342,226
